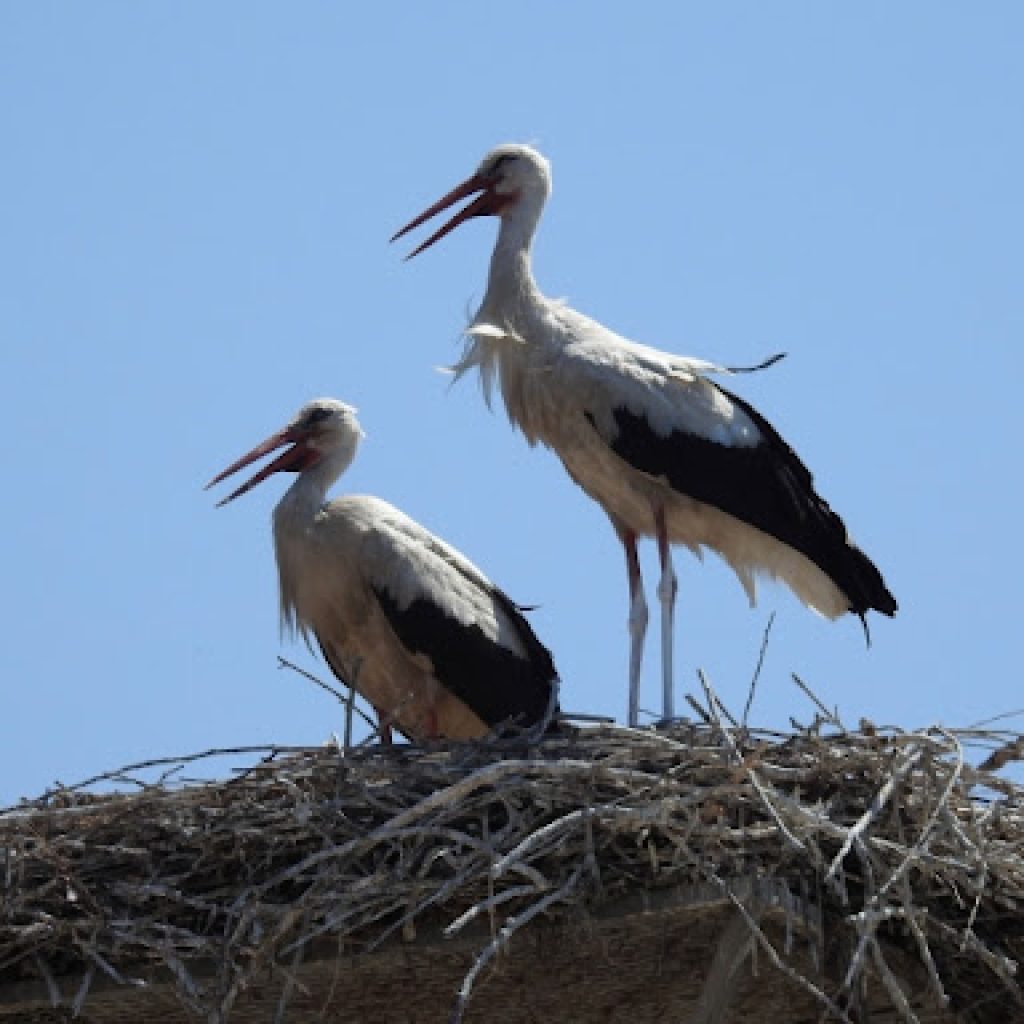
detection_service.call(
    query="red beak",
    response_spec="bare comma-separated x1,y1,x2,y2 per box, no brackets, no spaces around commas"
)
390,171,510,259
206,426,320,507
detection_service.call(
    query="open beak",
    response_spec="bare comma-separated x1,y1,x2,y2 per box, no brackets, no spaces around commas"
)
390,171,509,259
206,426,320,507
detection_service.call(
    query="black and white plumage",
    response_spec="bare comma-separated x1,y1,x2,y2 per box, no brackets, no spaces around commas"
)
392,143,897,727
207,398,558,742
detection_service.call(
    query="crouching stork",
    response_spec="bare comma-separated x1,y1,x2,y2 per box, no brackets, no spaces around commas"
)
208,397,559,742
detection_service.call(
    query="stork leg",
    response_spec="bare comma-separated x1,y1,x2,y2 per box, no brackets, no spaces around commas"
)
425,708,440,740
654,506,677,722
616,524,648,728
373,707,393,747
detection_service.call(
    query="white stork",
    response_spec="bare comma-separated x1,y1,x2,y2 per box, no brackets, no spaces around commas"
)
207,397,559,743
391,143,897,728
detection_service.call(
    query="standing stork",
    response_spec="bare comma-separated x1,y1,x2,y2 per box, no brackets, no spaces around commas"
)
207,398,559,742
392,143,897,728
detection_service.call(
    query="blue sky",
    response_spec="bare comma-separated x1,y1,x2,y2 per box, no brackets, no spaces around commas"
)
3,4,1022,804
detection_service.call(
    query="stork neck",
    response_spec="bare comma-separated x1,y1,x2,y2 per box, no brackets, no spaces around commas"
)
274,445,354,528
482,210,544,315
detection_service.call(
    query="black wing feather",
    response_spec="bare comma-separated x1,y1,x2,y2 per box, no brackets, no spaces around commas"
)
589,387,897,617
370,585,559,731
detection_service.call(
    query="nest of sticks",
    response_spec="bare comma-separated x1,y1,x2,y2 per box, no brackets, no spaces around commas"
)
2,676,1023,1023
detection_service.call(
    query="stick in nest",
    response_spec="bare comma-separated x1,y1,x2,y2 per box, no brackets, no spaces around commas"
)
742,611,775,729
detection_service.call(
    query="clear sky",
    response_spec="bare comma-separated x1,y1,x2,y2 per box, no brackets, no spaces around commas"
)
3,3,1022,804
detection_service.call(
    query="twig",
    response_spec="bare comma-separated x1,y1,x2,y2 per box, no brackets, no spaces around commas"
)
979,736,1024,773
1,745,315,814
715,881,853,1023
444,884,544,936
791,673,846,732
71,964,95,1018
742,612,775,728
449,864,585,1024
966,708,1024,730
277,656,379,736
899,875,949,1008
825,745,923,884
869,937,922,1024
33,953,61,1007
698,670,805,854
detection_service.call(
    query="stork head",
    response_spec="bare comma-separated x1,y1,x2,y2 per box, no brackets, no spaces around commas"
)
207,398,363,507
391,143,552,259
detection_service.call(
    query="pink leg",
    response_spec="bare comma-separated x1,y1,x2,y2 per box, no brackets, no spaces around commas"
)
616,524,648,727
374,707,393,747
425,708,439,740
653,506,678,721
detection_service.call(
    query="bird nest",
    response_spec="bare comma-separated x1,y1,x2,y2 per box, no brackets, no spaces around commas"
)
2,685,1023,1023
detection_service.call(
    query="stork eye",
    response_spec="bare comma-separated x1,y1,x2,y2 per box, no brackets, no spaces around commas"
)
490,154,516,175
306,408,332,426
